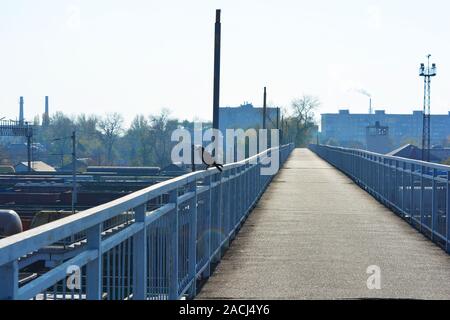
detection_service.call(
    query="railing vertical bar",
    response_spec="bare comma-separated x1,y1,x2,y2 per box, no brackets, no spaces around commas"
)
217,172,223,261
203,175,212,278
0,261,18,300
168,188,179,299
432,168,438,241
402,162,406,215
127,237,131,299
106,248,110,300
132,204,147,300
188,180,198,298
112,245,116,300
86,224,102,300
446,172,450,252
118,240,122,299
420,165,425,232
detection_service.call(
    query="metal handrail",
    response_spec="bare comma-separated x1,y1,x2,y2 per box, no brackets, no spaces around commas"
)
310,144,450,254
0,143,294,300
312,144,450,171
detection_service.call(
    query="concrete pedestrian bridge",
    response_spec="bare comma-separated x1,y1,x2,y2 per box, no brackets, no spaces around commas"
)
198,148,450,299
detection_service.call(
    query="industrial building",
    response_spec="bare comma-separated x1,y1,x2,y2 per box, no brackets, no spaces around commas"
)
219,102,279,132
321,109,450,150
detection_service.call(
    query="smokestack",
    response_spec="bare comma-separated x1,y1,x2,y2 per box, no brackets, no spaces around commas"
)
19,97,24,125
45,96,49,115
43,96,50,126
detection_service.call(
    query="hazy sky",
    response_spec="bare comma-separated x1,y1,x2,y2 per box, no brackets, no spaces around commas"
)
1,0,449,125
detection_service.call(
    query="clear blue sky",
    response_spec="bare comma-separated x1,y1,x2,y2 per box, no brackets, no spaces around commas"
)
1,0,449,125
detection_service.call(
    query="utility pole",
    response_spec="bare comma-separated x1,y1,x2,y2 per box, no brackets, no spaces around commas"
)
419,55,437,162
212,9,221,130
191,144,196,172
263,87,267,129
276,107,279,129
276,107,280,147
27,130,32,173
71,131,77,213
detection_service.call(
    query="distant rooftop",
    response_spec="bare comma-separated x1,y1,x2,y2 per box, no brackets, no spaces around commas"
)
322,109,450,116
16,161,56,172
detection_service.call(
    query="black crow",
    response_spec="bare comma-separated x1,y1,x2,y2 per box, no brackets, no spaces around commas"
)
194,145,223,172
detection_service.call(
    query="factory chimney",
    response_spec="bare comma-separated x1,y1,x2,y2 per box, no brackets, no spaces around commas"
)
19,96,24,125
43,96,50,126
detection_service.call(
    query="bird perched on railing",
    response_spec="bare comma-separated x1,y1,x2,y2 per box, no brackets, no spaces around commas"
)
193,145,223,172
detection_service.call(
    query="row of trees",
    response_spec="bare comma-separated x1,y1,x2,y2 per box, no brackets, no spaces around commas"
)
31,109,185,168
1,95,320,168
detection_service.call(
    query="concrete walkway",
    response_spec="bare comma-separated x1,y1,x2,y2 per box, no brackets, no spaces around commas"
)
197,148,450,299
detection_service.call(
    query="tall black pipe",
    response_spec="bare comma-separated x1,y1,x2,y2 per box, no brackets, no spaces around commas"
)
276,107,279,129
212,9,221,130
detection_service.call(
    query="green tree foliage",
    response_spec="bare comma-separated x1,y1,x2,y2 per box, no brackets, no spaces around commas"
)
25,109,203,169
7,100,317,169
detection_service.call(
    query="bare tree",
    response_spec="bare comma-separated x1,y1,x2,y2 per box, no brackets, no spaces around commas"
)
98,113,124,165
290,95,319,147
149,109,178,167
127,115,153,166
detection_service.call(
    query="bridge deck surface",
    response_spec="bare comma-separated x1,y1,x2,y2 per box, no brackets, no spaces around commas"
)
197,148,450,299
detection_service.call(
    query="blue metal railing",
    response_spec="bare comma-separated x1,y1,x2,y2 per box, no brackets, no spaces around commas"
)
310,144,450,253
0,144,294,300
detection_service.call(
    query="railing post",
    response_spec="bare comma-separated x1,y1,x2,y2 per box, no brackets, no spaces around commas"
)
381,159,385,201
0,261,18,300
86,224,102,300
238,166,243,220
231,167,237,231
245,163,250,211
133,204,147,300
394,160,398,206
410,164,415,223
420,165,424,231
432,168,438,241
223,169,230,249
169,188,179,299
202,176,212,279
402,162,406,216
446,172,450,252
215,171,223,262
188,180,198,299
385,159,390,201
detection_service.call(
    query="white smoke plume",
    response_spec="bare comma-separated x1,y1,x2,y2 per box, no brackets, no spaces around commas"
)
355,89,372,98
